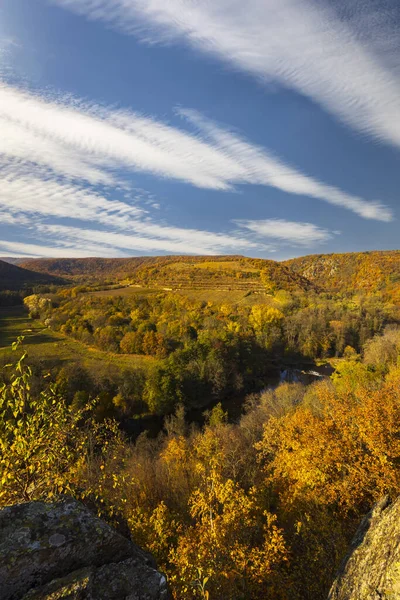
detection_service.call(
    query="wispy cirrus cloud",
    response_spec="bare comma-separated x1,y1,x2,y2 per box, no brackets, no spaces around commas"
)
50,0,400,150
0,169,264,256
0,167,143,228
236,219,336,246
36,223,262,256
0,82,391,221
0,239,118,258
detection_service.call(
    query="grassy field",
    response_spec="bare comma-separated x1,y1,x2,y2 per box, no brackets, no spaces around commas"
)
0,306,53,349
165,260,259,272
89,286,161,298
87,284,274,306
174,288,273,305
0,305,156,372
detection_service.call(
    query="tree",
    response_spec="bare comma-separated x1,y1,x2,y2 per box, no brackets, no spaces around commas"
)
363,325,400,368
257,375,400,515
94,325,121,352
249,306,284,334
0,339,114,506
171,471,288,599
143,364,182,415
142,330,168,357
120,331,143,354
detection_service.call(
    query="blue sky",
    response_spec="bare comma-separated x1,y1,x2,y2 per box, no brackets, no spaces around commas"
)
0,0,399,259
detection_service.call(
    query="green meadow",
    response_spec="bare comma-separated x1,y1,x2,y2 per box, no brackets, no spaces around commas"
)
0,305,156,373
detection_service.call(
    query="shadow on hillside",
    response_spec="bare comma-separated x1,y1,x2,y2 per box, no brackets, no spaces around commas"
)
0,329,56,349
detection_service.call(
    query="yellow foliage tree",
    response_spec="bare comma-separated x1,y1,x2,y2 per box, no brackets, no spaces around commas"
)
249,306,284,334
257,376,400,514
170,470,288,599
0,339,117,507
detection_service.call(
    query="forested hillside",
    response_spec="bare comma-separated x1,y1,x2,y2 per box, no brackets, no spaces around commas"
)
0,259,63,292
20,250,400,297
19,256,156,281
284,250,400,297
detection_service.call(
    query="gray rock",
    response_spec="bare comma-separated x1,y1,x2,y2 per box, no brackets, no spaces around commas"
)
21,560,168,600
0,497,168,600
329,496,400,600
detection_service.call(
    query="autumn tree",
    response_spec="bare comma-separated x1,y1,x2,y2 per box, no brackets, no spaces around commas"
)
0,339,117,506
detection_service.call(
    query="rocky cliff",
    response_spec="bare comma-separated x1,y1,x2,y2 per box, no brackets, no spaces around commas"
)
329,496,400,600
3,494,400,600
0,497,169,600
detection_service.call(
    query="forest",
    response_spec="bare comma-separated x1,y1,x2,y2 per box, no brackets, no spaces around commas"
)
19,282,399,422
2,252,400,599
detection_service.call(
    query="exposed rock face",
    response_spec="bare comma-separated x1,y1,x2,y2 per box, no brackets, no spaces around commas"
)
0,497,169,600
329,496,400,600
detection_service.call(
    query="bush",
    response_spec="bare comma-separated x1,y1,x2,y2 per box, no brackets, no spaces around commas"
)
0,339,118,506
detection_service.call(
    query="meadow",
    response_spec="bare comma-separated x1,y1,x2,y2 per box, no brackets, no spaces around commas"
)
89,283,274,306
0,305,156,373
89,286,161,298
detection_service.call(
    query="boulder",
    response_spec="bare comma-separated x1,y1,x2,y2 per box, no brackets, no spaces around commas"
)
329,496,400,600
0,497,169,600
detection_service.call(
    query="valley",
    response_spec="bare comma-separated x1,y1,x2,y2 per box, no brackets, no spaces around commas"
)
2,250,400,599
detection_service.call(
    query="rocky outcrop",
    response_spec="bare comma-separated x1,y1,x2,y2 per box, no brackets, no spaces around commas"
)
0,497,169,600
329,496,400,600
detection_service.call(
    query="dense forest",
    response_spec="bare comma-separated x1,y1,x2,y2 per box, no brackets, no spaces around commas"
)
2,251,400,598
20,279,399,422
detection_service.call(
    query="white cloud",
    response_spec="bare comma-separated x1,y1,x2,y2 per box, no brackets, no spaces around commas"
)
0,166,264,254
50,0,400,150
236,219,335,246
37,223,262,255
0,209,29,226
181,109,392,222
0,82,391,221
0,168,143,228
0,239,116,258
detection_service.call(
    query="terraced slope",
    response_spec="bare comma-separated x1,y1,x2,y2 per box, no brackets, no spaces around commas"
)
128,257,316,293
20,255,317,293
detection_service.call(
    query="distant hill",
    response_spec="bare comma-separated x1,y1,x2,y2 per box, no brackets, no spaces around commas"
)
0,260,64,291
19,251,400,297
0,257,27,266
19,255,317,294
19,257,157,281
284,250,400,296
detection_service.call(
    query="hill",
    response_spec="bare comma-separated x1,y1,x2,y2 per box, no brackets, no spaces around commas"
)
0,260,63,291
0,257,27,266
284,250,400,297
19,255,316,294
19,257,155,281
18,251,400,298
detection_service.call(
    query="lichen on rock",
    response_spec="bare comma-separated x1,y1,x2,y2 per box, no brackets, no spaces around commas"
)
329,496,400,600
0,497,169,600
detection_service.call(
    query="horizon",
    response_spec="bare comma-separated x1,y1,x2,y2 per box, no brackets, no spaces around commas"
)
1,1,400,259
3,247,400,265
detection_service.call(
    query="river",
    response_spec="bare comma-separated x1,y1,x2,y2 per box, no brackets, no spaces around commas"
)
122,361,334,440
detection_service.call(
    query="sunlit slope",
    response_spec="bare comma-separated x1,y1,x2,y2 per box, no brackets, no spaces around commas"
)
20,255,317,294
284,250,400,296
19,256,155,281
